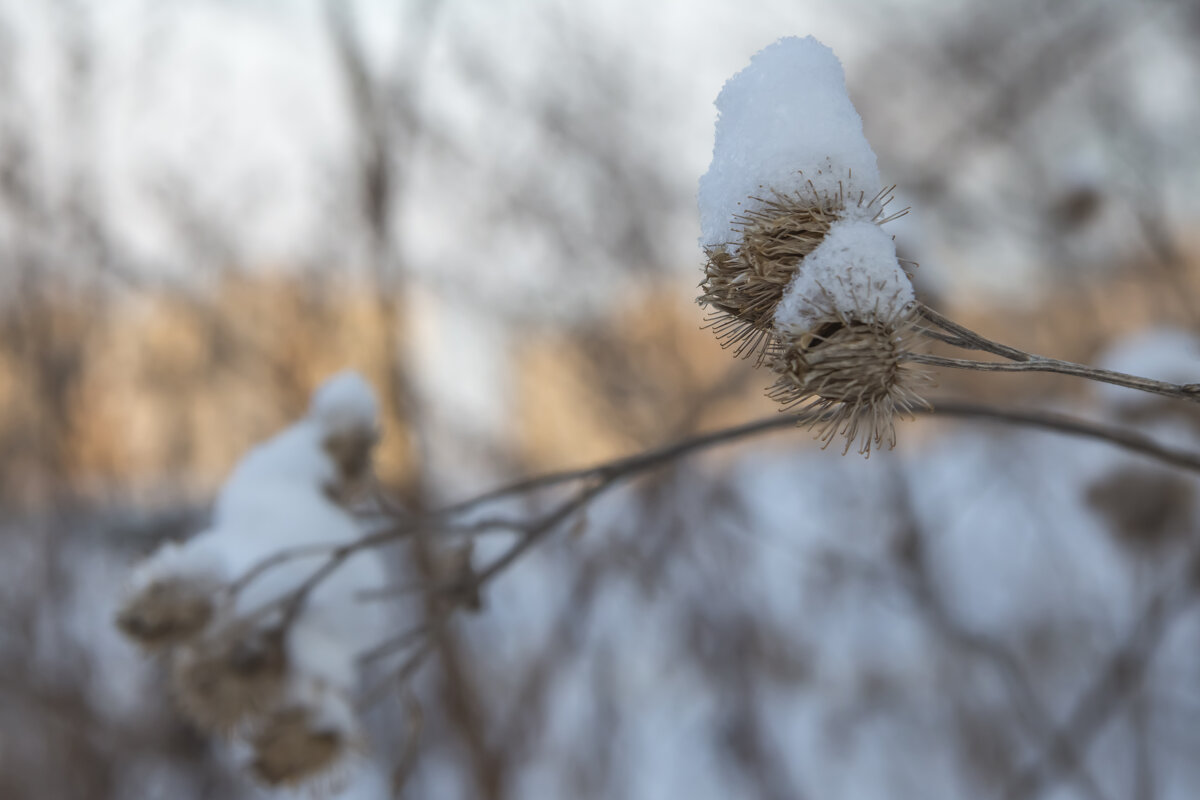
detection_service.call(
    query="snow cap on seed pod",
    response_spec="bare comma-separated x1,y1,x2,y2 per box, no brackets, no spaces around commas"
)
116,540,227,651
697,36,927,453
697,36,913,361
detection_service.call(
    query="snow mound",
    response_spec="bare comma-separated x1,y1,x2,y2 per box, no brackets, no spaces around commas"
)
698,36,882,249
774,217,914,329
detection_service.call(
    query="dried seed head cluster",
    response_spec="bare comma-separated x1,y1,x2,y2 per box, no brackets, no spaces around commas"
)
697,37,930,453
115,371,389,789
700,181,896,362
698,173,928,453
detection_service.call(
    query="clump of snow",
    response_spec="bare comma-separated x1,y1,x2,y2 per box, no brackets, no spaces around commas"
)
774,217,915,329
215,422,338,516
310,370,379,439
698,36,882,249
215,370,380,516
124,538,228,598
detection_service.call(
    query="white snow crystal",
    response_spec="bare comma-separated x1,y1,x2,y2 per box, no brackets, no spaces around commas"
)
698,36,882,249
774,217,915,329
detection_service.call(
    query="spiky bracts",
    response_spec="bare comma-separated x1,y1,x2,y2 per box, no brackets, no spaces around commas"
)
701,189,843,362
767,310,931,455
698,178,926,454
170,623,289,735
699,182,899,362
696,37,931,453
250,685,363,788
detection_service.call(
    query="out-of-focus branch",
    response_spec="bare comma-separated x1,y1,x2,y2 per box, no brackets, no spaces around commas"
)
1001,560,1197,799
235,398,1200,617
916,304,1200,403
888,469,1112,800
326,0,444,508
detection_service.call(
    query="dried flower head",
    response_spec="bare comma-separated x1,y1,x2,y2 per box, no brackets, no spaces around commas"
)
250,685,361,787
116,576,218,651
700,180,896,363
116,541,226,651
309,370,381,504
322,427,379,504
171,623,287,734
768,308,930,454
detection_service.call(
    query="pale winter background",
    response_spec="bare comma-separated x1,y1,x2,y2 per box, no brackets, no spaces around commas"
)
4,0,1200,798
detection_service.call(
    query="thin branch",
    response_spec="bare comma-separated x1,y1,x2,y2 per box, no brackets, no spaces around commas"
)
359,623,430,665
359,641,434,709
915,304,1200,403
889,468,1112,800
437,414,801,515
921,401,1200,474
918,304,1033,361
1001,564,1196,800
228,400,1200,636
908,353,1200,403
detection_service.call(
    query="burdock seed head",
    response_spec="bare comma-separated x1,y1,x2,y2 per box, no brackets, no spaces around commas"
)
116,576,217,651
116,541,226,651
170,623,288,735
700,183,869,362
250,683,361,788
768,308,930,455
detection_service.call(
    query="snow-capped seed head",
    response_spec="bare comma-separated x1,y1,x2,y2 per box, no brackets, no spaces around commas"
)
116,541,226,651
773,215,915,333
310,371,379,440
767,310,931,455
170,624,287,734
700,187,889,362
250,685,360,787
697,36,917,366
309,371,380,501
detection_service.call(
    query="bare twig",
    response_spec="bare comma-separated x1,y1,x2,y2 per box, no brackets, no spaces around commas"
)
909,353,1200,402
1001,562,1196,800
915,304,1200,403
223,398,1200,719
889,468,1112,800
922,401,1200,474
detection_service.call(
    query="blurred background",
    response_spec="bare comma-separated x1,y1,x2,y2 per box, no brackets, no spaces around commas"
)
4,0,1200,797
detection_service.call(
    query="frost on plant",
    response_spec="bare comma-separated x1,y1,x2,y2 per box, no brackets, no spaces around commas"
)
116,370,388,788
697,36,928,453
